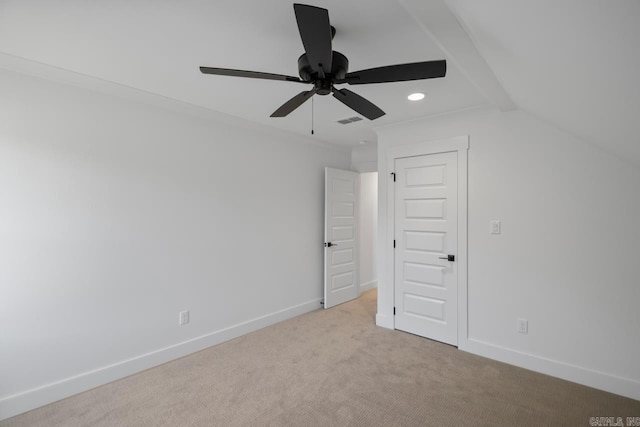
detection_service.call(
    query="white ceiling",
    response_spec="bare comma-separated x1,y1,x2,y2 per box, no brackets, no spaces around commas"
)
447,0,640,164
1,0,639,160
0,0,489,147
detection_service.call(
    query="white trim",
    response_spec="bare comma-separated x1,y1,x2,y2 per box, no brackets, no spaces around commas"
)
359,280,378,293
375,313,394,330
457,146,469,350
384,135,469,345
464,338,640,401
0,298,321,421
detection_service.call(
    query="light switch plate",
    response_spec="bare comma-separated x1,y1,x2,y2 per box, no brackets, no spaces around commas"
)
518,318,528,334
490,220,501,234
179,310,189,326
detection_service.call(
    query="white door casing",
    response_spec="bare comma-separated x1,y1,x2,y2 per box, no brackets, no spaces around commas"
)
394,152,458,345
324,167,359,308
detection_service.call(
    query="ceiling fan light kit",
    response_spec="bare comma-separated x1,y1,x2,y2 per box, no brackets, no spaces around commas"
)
200,3,447,121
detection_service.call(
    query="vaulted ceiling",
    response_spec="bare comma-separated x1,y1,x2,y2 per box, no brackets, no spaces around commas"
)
447,0,640,165
1,0,638,163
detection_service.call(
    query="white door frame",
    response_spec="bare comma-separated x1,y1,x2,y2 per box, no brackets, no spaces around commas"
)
384,136,469,348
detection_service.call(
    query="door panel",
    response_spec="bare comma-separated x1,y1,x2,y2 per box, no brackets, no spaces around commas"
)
324,168,359,308
394,152,458,345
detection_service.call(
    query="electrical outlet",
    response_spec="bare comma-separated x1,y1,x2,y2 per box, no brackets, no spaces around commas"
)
490,220,501,234
179,310,189,326
517,318,528,334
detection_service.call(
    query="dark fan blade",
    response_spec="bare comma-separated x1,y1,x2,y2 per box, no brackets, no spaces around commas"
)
271,89,317,117
332,88,385,120
341,60,446,85
293,4,332,77
200,67,305,83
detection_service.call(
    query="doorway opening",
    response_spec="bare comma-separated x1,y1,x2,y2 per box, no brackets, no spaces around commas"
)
323,168,378,308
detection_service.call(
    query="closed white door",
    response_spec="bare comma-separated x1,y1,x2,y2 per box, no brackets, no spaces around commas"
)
394,152,458,345
324,167,359,308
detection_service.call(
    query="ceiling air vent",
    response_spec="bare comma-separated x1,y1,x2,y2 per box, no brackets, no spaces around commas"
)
337,116,363,125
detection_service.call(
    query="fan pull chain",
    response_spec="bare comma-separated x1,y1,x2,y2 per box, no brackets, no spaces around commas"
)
311,97,315,135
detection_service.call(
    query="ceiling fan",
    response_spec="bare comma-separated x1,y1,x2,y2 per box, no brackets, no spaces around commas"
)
200,3,446,121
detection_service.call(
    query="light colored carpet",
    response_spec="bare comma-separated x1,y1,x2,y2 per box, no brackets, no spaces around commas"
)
3,289,639,426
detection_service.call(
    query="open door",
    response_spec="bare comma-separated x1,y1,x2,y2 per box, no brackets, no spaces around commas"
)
324,167,359,308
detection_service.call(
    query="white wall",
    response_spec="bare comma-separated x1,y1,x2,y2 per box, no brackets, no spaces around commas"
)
351,146,378,293
351,145,377,173
359,172,377,293
376,107,640,400
0,68,350,419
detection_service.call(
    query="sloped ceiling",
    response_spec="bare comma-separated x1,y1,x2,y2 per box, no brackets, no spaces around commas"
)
0,0,488,146
0,0,638,163
447,0,640,165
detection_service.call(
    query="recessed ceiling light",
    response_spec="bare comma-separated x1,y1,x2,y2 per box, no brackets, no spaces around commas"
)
408,92,425,101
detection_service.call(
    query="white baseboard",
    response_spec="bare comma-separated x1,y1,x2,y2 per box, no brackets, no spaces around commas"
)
375,313,394,330
0,298,322,421
460,337,640,401
360,280,377,293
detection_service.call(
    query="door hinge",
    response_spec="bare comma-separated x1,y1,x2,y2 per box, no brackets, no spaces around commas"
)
393,307,396,315
393,239,396,248
390,172,396,182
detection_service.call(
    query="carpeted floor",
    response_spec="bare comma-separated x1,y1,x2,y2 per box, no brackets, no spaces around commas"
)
2,289,639,426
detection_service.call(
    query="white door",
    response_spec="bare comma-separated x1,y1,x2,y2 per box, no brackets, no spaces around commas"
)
324,167,359,308
394,152,458,345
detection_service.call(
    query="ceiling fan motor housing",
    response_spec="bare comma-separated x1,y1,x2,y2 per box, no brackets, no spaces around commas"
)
298,51,348,94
